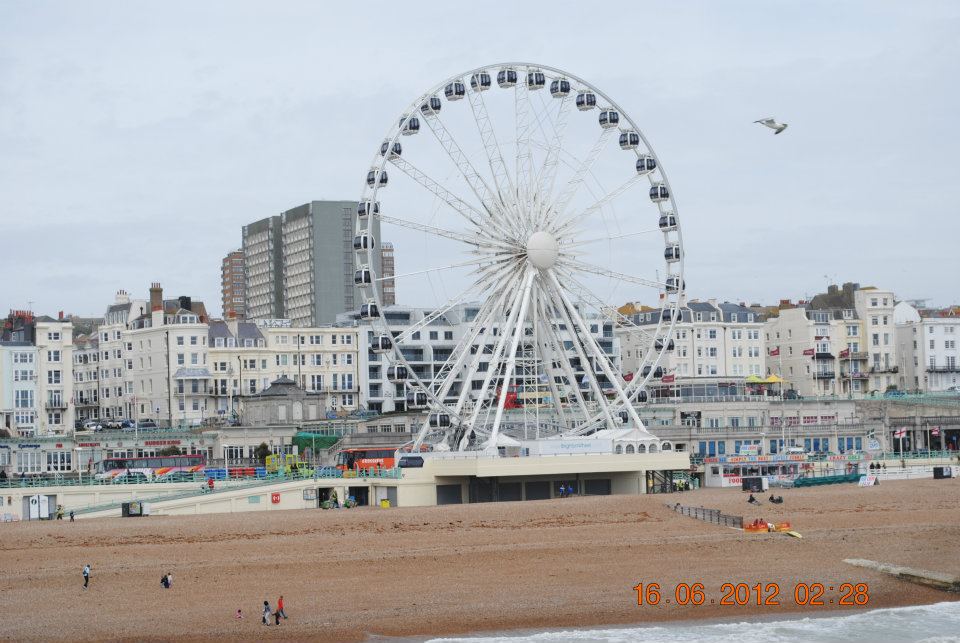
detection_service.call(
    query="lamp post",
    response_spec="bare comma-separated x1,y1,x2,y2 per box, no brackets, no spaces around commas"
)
237,356,243,425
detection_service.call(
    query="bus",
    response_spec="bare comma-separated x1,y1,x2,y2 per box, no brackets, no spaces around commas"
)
97,454,206,482
336,448,397,472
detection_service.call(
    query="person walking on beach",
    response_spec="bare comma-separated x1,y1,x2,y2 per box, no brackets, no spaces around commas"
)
277,595,287,620
262,600,272,625
558,483,565,499
82,564,90,589
69,510,75,522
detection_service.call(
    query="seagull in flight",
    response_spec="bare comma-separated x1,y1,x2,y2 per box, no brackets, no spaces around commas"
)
754,117,788,134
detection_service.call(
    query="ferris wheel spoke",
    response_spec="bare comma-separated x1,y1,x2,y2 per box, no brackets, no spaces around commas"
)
533,288,591,424
466,270,534,437
421,109,501,218
553,173,645,239
466,86,521,223
561,227,661,249
411,286,513,450
546,270,653,435
375,258,491,283
563,259,666,291
532,93,572,230
388,156,508,238
546,127,615,226
539,273,618,430
560,269,655,343
514,71,535,220
376,213,487,247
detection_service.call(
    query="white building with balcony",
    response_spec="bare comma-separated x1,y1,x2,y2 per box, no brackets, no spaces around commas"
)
895,303,960,392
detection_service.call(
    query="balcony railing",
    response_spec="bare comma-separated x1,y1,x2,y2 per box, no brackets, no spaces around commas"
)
45,401,67,410
927,365,960,373
840,351,869,360
869,366,899,374
813,371,836,379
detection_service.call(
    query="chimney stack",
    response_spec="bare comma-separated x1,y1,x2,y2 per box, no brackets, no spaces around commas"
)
150,282,163,312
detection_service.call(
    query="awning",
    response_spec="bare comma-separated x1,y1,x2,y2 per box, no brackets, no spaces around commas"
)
745,375,764,383
764,375,786,384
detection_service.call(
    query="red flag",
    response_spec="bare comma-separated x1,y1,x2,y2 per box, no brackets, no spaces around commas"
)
803,348,815,356
894,428,907,438
839,349,850,358
932,427,941,437
662,374,676,383
624,372,634,382
769,347,780,357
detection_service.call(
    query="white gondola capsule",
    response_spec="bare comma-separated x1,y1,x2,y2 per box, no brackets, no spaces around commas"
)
357,200,379,218
636,390,649,403
550,78,571,97
444,81,465,101
665,276,684,293
664,244,681,262
470,71,491,91
636,155,657,175
428,412,451,428
619,131,640,150
655,338,675,351
650,183,669,203
379,140,402,159
353,232,376,251
366,168,388,187
659,213,678,231
497,68,517,88
618,409,630,423
386,364,408,383
359,300,380,320
370,335,393,353
399,114,420,135
527,69,546,89
406,390,428,408
598,109,620,128
575,91,597,111
661,309,673,322
354,265,372,286
420,96,442,115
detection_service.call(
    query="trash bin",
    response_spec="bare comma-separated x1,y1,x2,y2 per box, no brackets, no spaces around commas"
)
379,499,391,509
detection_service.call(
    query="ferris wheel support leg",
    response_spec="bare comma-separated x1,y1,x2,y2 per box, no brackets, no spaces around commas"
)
534,292,592,426
542,274,618,432
488,271,537,450
464,270,533,446
547,270,650,434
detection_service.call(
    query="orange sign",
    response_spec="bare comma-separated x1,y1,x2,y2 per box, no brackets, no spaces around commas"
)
271,492,280,504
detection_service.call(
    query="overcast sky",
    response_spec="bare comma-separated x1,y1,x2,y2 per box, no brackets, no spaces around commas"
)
1,1,958,318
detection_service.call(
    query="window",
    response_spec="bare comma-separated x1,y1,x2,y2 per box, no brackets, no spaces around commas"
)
344,354,354,365
707,329,717,340
946,340,957,350
48,332,61,341
191,353,199,365
176,336,184,346
444,331,453,340
429,331,438,340
177,354,185,365
47,350,61,362
846,325,858,337
47,370,61,384
190,336,198,345
930,339,936,350
342,335,352,345
47,411,62,425
871,316,878,326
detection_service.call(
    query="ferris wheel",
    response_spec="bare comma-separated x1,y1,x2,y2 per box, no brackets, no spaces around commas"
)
354,62,683,452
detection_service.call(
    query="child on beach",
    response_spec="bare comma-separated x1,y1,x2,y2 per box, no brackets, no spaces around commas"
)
262,601,271,625
82,564,90,589
236,609,243,619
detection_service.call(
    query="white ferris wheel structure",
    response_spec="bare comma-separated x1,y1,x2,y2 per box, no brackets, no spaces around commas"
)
354,62,684,452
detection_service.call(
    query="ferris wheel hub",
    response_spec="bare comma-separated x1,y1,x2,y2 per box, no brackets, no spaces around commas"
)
525,230,559,269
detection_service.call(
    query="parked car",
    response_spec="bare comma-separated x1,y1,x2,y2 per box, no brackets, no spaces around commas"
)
136,420,159,430
883,389,906,398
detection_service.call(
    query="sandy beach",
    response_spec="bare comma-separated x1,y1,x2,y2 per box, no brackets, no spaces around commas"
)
1,478,958,642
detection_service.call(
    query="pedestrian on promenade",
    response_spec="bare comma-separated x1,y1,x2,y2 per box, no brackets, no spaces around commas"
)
558,483,565,498
277,595,287,620
69,510,75,522
207,477,215,491
262,601,271,625
82,564,91,589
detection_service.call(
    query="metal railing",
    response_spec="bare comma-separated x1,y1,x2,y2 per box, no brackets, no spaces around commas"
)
668,503,743,529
